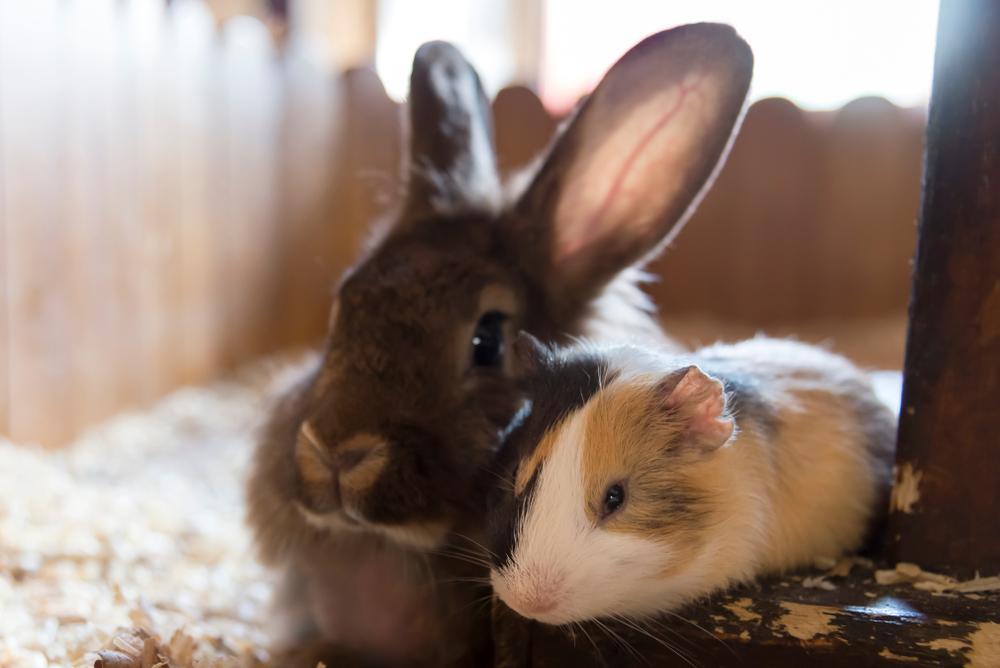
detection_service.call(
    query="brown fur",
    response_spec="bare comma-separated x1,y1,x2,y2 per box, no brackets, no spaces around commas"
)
247,25,753,666
582,379,710,573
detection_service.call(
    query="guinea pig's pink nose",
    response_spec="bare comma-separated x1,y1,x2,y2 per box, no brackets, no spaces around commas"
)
519,594,559,615
498,566,567,620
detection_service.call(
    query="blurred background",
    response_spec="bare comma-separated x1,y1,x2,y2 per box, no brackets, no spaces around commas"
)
0,0,938,446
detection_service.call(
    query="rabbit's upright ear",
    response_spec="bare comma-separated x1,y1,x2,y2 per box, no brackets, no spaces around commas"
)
405,42,501,218
515,24,753,299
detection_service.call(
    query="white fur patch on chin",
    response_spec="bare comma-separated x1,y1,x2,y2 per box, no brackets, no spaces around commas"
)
295,502,449,551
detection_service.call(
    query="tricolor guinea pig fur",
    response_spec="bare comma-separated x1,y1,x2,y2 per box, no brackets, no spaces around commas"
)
489,335,896,624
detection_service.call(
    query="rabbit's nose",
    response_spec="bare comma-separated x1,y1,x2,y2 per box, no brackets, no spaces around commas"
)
335,433,391,496
333,447,370,473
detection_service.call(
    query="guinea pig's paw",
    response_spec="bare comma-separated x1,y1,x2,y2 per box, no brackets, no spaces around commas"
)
662,366,735,452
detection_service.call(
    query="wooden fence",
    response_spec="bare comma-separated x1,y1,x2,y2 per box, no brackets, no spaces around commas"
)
0,1,925,445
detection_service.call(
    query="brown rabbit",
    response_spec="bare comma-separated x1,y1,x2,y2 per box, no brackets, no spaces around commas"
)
247,23,753,667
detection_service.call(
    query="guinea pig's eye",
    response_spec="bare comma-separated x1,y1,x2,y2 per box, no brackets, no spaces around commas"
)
603,483,626,517
471,311,507,368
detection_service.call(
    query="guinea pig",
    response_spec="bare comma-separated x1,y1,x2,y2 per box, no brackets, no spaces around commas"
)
488,334,896,625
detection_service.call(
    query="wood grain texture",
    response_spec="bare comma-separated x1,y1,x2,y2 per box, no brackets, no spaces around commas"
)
0,0,7,438
889,0,1000,576
652,98,826,322
650,96,923,323
168,1,223,387
1,0,77,446
270,50,341,350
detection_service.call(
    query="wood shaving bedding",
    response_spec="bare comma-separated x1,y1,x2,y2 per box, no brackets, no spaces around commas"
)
875,563,1000,594
0,316,909,667
0,356,315,668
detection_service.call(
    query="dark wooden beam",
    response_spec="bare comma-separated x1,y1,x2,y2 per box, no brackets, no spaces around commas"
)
888,0,1000,576
493,569,1000,667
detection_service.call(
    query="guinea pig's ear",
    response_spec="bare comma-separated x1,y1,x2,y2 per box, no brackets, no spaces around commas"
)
404,41,501,219
659,366,735,453
512,331,551,376
514,23,752,302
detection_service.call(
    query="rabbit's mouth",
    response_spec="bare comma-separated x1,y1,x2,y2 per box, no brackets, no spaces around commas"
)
297,501,362,532
297,500,451,551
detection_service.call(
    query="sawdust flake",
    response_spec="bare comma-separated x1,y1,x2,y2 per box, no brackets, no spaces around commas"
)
890,463,922,514
776,602,837,641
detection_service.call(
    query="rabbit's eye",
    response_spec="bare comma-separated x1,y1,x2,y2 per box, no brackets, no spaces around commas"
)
471,311,507,368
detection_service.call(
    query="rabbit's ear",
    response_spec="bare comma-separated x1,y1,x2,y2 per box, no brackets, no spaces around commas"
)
405,41,501,218
516,23,752,298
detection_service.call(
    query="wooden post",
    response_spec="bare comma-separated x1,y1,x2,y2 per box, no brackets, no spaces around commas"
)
889,0,1000,576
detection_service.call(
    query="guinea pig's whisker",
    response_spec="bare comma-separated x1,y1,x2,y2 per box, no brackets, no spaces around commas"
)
628,613,697,649
599,618,648,665
432,546,492,568
483,466,515,492
574,622,593,652
435,544,487,559
572,621,603,662
591,618,643,663
610,614,698,668
659,610,734,655
449,592,496,620
436,541,486,555
437,556,492,573
443,543,489,559
451,532,498,560
435,576,492,586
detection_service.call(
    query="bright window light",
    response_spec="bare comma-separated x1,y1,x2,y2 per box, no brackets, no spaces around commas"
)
542,0,939,112
375,0,939,112
376,0,516,100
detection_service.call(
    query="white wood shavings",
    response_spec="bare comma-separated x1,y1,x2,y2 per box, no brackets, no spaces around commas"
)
812,555,872,579
812,556,838,570
0,354,313,667
874,563,1000,594
890,463,923,514
951,575,1000,593
831,556,873,578
801,576,838,591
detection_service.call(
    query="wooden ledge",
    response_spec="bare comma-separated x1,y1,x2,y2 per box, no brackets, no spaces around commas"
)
492,565,1000,667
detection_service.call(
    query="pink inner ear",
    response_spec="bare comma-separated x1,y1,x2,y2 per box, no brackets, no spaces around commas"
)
556,77,701,260
665,367,735,450
566,79,702,258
